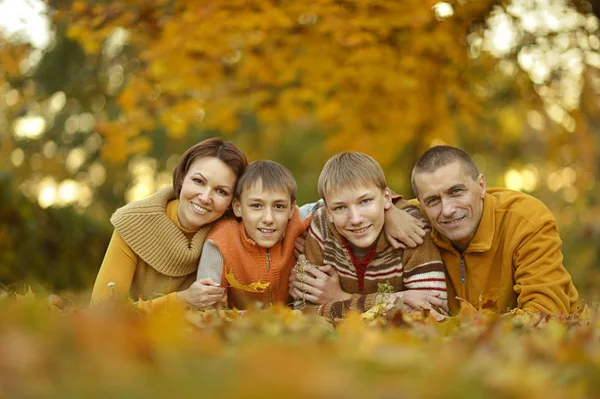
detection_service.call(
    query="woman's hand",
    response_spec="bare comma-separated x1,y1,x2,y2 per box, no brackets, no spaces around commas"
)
177,278,225,309
384,206,426,249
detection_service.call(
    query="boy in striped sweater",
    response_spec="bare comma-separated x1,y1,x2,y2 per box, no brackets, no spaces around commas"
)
295,152,448,319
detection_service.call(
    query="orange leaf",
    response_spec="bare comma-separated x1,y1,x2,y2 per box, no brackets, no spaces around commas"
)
225,272,269,293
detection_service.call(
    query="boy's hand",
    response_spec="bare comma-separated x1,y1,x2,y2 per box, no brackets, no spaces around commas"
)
384,206,426,249
291,263,349,304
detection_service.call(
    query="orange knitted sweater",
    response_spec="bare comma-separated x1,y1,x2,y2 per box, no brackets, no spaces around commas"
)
207,209,311,309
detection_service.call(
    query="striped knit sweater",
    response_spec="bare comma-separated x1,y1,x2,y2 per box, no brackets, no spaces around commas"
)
303,200,447,319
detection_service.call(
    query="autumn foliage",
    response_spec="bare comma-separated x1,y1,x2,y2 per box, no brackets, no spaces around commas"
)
58,0,500,164
1,290,599,398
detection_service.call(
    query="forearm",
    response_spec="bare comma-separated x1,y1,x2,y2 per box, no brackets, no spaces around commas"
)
90,230,137,304
306,292,382,319
514,222,579,314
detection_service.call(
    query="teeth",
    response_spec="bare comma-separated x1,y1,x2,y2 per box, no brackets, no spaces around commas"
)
259,228,275,233
191,203,208,213
351,226,369,234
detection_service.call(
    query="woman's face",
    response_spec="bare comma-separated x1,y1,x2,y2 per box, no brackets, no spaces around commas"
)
177,156,238,231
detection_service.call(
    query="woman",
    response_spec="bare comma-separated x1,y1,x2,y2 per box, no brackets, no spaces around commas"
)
90,137,248,311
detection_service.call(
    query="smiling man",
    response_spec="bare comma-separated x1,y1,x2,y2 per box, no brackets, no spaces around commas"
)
411,145,579,315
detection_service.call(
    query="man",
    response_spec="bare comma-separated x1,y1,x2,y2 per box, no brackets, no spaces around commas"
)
410,145,578,314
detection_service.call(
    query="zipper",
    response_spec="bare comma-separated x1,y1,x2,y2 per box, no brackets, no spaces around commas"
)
266,249,272,304
459,255,466,283
266,250,271,271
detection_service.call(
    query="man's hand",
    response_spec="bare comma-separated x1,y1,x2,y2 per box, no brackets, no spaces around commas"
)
384,206,426,249
391,290,449,320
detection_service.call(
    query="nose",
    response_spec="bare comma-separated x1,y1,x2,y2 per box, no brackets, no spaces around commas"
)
348,206,363,225
440,198,455,218
197,188,212,204
262,208,274,224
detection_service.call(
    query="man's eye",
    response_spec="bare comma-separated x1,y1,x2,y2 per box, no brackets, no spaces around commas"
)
451,189,463,195
360,198,372,205
334,206,345,211
426,198,440,206
275,204,286,209
250,204,261,209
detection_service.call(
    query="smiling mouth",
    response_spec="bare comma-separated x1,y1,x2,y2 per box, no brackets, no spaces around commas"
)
441,216,465,226
258,228,276,235
191,203,210,214
348,225,371,234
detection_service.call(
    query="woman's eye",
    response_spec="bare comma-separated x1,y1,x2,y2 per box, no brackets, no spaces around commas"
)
334,206,345,211
193,178,204,185
217,189,229,196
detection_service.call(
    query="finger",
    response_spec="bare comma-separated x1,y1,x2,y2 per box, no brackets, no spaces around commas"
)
385,234,407,250
402,237,418,248
197,278,219,286
304,266,329,280
291,287,301,300
317,265,338,278
409,231,424,245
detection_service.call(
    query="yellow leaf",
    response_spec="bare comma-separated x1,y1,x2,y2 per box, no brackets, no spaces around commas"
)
225,272,269,293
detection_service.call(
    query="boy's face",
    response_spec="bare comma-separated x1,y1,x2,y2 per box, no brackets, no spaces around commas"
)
325,183,392,249
233,180,295,249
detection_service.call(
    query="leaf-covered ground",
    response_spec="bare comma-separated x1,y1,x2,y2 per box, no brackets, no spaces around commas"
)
1,291,599,399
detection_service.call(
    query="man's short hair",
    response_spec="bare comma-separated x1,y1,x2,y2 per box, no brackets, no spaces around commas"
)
411,145,479,197
318,152,387,201
235,160,297,203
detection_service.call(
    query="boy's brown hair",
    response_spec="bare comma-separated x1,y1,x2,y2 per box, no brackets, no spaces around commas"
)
318,152,387,201
235,160,297,203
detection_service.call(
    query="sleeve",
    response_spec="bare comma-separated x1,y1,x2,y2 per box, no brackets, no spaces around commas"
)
402,232,448,300
197,240,225,285
298,200,323,221
90,230,176,312
513,220,579,314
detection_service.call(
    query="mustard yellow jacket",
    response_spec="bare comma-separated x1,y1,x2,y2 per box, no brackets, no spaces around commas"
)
431,188,579,314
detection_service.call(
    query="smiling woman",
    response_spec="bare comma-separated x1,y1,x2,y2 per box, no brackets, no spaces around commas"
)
90,138,247,312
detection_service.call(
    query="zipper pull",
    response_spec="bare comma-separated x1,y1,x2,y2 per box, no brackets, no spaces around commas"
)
459,256,466,283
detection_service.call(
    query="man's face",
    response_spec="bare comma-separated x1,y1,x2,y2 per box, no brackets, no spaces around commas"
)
233,181,294,249
414,160,486,252
325,183,392,248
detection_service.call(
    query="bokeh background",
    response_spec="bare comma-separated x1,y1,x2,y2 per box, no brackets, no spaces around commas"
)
0,0,598,300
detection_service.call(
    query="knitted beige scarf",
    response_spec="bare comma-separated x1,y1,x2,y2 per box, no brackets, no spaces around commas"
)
110,187,212,277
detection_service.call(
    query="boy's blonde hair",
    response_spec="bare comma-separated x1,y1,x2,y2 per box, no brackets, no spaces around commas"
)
235,160,296,203
318,152,387,201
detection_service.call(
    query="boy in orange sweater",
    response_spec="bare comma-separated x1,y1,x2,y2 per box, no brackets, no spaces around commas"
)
196,160,311,309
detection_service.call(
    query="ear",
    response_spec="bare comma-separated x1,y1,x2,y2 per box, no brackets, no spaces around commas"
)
232,198,242,217
477,174,486,198
383,187,393,210
288,201,296,220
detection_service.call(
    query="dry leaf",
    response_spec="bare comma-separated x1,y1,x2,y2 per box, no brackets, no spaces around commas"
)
225,272,269,293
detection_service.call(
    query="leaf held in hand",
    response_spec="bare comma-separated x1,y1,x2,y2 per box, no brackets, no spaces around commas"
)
225,272,269,293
